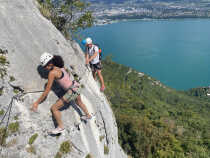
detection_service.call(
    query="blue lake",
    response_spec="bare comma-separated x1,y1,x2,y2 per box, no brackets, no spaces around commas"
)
81,19,210,90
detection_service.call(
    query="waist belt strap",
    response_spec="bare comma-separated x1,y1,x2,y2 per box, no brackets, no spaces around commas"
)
68,80,80,94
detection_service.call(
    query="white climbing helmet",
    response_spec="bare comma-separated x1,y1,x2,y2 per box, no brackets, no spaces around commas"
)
40,52,53,67
86,37,92,45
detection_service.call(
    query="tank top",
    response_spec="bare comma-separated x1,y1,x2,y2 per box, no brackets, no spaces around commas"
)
56,68,72,91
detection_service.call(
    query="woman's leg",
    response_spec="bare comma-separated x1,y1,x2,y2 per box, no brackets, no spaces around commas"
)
50,99,65,129
76,95,91,118
92,71,97,80
97,70,105,90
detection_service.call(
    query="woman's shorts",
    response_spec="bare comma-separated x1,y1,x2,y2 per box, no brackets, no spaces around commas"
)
63,86,81,103
90,62,102,72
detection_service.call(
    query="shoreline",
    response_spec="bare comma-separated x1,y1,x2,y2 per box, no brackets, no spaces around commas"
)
82,19,210,90
95,17,210,26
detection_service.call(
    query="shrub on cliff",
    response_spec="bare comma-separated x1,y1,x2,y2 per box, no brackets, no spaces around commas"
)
37,0,94,39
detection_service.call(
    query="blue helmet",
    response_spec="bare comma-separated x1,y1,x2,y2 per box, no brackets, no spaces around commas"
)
82,39,87,45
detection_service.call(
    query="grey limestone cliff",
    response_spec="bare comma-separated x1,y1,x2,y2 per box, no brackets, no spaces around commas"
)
0,0,127,157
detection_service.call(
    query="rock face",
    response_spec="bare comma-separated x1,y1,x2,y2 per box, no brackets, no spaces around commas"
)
0,0,127,157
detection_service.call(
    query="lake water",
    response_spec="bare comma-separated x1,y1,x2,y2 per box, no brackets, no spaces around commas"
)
81,19,210,90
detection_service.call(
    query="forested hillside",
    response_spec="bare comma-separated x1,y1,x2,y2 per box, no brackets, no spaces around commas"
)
102,57,210,158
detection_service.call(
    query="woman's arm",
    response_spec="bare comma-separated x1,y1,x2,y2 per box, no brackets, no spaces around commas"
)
85,52,90,65
88,51,98,63
32,72,55,111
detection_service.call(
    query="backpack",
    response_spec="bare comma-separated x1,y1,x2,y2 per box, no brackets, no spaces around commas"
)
93,44,102,61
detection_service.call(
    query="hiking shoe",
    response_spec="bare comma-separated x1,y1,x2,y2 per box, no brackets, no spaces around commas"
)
81,115,92,121
48,127,65,135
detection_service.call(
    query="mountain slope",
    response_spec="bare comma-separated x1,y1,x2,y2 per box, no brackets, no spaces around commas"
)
102,57,210,158
0,0,126,157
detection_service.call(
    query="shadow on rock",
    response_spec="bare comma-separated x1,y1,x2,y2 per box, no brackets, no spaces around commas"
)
48,133,62,137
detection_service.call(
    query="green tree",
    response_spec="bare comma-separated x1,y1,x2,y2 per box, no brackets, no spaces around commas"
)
37,0,94,39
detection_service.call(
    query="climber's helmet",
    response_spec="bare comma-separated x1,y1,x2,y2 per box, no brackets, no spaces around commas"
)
86,37,92,45
86,37,93,49
40,52,53,67
82,37,92,47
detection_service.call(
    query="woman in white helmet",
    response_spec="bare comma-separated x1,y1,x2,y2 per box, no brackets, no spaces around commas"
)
32,52,91,134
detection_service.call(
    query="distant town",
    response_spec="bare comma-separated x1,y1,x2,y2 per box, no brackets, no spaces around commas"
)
88,1,210,25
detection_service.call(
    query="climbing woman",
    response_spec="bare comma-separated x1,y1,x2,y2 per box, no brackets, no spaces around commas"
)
32,52,92,134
